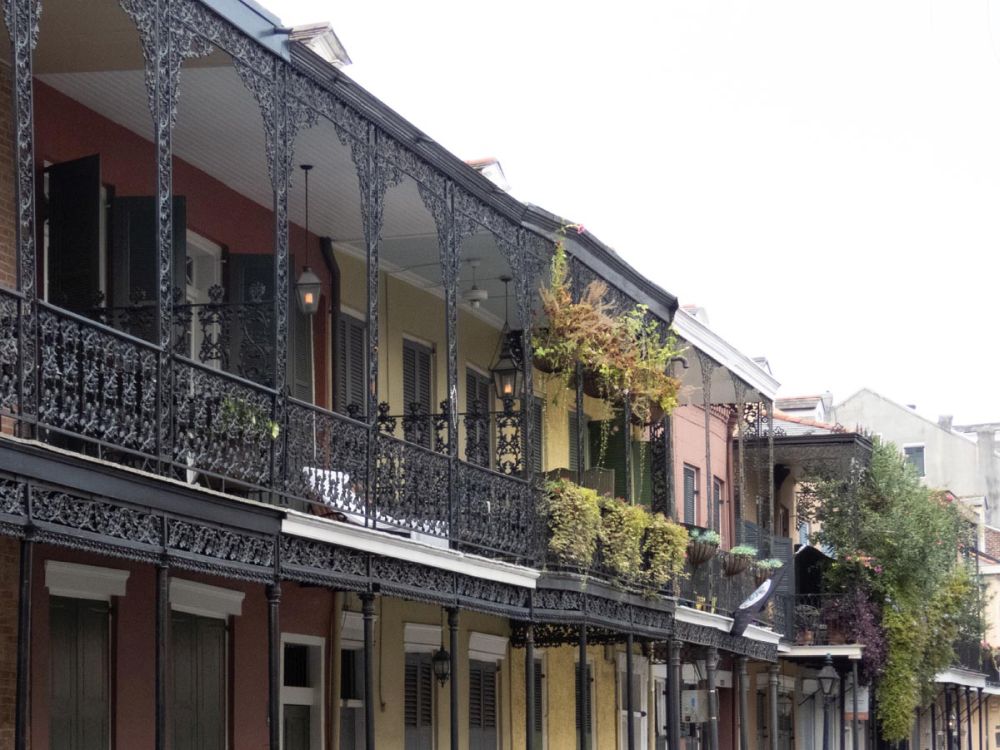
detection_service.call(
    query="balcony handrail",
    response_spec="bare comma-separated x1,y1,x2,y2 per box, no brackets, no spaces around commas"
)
172,350,280,396
38,298,162,352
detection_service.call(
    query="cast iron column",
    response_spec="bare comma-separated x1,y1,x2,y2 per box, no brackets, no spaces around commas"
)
626,632,635,750
852,661,859,750
525,624,535,750
669,640,682,750
579,626,589,750
707,646,720,750
932,693,938,750
968,687,975,750
267,583,281,750
449,607,460,750
769,664,780,750
947,686,955,750
14,537,33,750
839,666,847,750
361,593,375,750
980,688,985,750
739,656,750,750
155,558,169,750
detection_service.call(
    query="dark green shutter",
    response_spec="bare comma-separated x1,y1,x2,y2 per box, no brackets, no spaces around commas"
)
405,653,433,750
402,340,433,448
531,398,544,473
632,441,653,506
50,596,110,750
172,611,226,750
469,660,498,750
283,705,311,750
533,659,544,745
589,419,627,497
338,315,366,415
713,478,723,532
46,155,102,313
683,466,697,525
288,260,313,402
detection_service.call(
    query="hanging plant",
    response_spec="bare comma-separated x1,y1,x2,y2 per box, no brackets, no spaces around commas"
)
722,545,757,576
753,558,783,586
534,242,684,424
542,479,601,568
687,528,720,566
643,512,689,593
598,496,647,581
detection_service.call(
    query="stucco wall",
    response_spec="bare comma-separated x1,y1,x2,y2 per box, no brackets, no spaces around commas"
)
673,405,733,538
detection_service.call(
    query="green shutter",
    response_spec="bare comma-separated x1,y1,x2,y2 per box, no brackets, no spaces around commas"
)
46,155,102,313
568,411,580,473
533,659,544,744
172,611,226,750
589,419,627,498
683,466,697,524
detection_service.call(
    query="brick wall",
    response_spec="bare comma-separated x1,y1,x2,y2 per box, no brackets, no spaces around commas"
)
985,525,1000,560
0,56,15,291
0,535,20,749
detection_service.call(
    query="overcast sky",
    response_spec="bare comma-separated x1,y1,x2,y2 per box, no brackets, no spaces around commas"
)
281,0,1000,425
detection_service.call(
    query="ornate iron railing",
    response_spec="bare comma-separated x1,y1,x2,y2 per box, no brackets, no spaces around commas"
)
780,593,858,646
0,290,540,561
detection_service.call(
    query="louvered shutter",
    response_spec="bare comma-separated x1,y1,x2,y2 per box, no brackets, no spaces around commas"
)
533,659,544,745
576,663,593,748
46,155,102,313
466,368,491,467
683,466,697,524
338,315,366,416
403,340,433,448
531,398,544,473
172,612,226,750
470,660,498,750
405,653,433,750
632,440,652,506
288,262,314,402
50,597,110,750
589,419,627,498
771,536,794,594
568,411,580,473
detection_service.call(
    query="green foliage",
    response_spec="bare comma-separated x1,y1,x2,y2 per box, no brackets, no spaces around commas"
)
599,496,647,580
689,529,721,545
729,545,758,557
220,396,280,440
543,479,601,567
643,512,690,591
756,558,783,570
801,438,983,742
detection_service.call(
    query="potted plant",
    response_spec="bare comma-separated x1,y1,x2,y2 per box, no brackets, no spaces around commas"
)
754,558,783,587
542,479,601,569
598,496,647,583
687,528,720,566
723,545,757,576
642,512,689,593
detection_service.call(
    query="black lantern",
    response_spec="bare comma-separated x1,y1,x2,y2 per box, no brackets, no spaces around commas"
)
432,647,451,686
490,276,521,401
295,164,322,315
818,654,838,698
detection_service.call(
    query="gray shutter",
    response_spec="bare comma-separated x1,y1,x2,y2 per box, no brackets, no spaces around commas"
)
46,155,102,313
338,316,366,416
226,253,275,385
713,479,723,532
771,536,794,594
469,660,498,750
288,261,313,402
405,653,433,750
568,411,580,473
403,340,433,448
50,596,110,750
283,705,311,750
683,467,696,525
172,612,226,750
466,368,491,467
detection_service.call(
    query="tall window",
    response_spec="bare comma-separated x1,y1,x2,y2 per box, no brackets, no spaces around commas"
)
466,368,492,467
712,477,724,532
683,465,699,525
281,636,325,750
50,596,111,750
404,653,434,750
172,611,227,750
469,660,499,750
576,661,594,749
340,648,365,749
337,314,366,415
402,339,434,448
618,654,649,750
903,445,926,477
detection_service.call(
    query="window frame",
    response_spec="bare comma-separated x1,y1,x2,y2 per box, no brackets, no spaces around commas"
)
902,443,926,478
280,633,326,750
683,464,700,526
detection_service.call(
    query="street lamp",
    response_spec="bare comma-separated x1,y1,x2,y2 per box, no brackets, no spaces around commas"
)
818,654,839,750
432,646,451,686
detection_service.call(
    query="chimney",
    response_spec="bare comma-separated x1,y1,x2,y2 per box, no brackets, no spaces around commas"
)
906,404,917,411
939,415,954,431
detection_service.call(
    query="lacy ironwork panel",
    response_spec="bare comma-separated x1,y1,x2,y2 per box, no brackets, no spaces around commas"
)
631,605,674,635
280,535,369,579
167,519,274,567
172,361,274,487
370,555,456,604
456,575,530,612
0,290,19,414
32,489,161,546
373,432,449,538
38,306,159,454
284,400,369,516
672,620,777,662
454,462,538,559
0,477,26,516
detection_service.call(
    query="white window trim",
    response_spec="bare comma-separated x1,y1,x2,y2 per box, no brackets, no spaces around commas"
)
902,442,927,477
280,633,325,750
169,578,244,619
404,622,442,654
402,333,436,352
45,560,129,601
469,632,508,663
339,306,365,323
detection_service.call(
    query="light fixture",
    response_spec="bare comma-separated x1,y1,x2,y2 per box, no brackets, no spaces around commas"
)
464,259,488,309
490,276,521,402
295,164,322,315
432,646,451,686
778,692,793,714
817,654,839,698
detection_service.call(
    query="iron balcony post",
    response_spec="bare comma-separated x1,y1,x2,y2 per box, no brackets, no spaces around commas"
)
267,582,281,750
448,607,460,750
738,656,750,750
668,640,682,750
361,593,376,750
14,530,33,750
525,623,535,750
626,632,635,750
706,646,719,750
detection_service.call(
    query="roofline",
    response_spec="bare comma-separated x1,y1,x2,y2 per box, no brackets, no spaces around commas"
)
673,308,780,399
834,388,979,445
521,205,679,324
769,431,874,452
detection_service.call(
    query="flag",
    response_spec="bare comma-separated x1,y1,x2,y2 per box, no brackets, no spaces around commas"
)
730,565,787,637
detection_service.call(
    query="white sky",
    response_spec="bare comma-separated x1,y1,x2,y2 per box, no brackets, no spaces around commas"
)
280,0,1000,425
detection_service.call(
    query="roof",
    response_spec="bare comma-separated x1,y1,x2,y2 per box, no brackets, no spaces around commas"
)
776,395,824,410
774,410,845,436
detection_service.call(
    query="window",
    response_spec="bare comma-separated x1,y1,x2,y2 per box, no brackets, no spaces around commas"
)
281,636,325,750
172,611,227,750
683,465,699,525
340,648,365,750
576,661,594,749
469,660,499,750
405,653,434,749
466,367,492,467
338,314,366,416
617,653,649,750
712,477,723,532
50,596,111,749
904,445,926,477
654,676,668,750
402,339,434,448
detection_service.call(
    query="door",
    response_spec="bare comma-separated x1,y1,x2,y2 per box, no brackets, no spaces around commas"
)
45,155,103,313
172,611,226,750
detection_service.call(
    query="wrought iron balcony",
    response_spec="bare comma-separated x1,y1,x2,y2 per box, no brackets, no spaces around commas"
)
0,289,541,563
782,593,858,646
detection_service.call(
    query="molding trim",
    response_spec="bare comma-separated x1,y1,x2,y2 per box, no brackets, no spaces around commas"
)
469,632,508,663
341,610,365,647
934,668,987,689
45,560,130,601
169,578,245,619
405,622,443,653
778,644,864,660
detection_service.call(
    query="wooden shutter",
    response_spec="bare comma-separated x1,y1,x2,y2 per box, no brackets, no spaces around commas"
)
568,411,580,473
337,315,366,415
771,536,794,594
403,339,433,448
288,260,314,402
283,704,311,750
533,659,544,745
46,155,102,313
469,660,498,750
531,398,544,473
226,253,275,385
466,368,491,467
575,662,593,747
50,596,110,750
631,440,652,506
172,611,226,750
683,466,697,524
713,478,723,532
404,653,433,750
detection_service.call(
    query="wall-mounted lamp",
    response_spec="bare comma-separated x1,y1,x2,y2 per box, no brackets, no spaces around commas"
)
432,646,451,686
